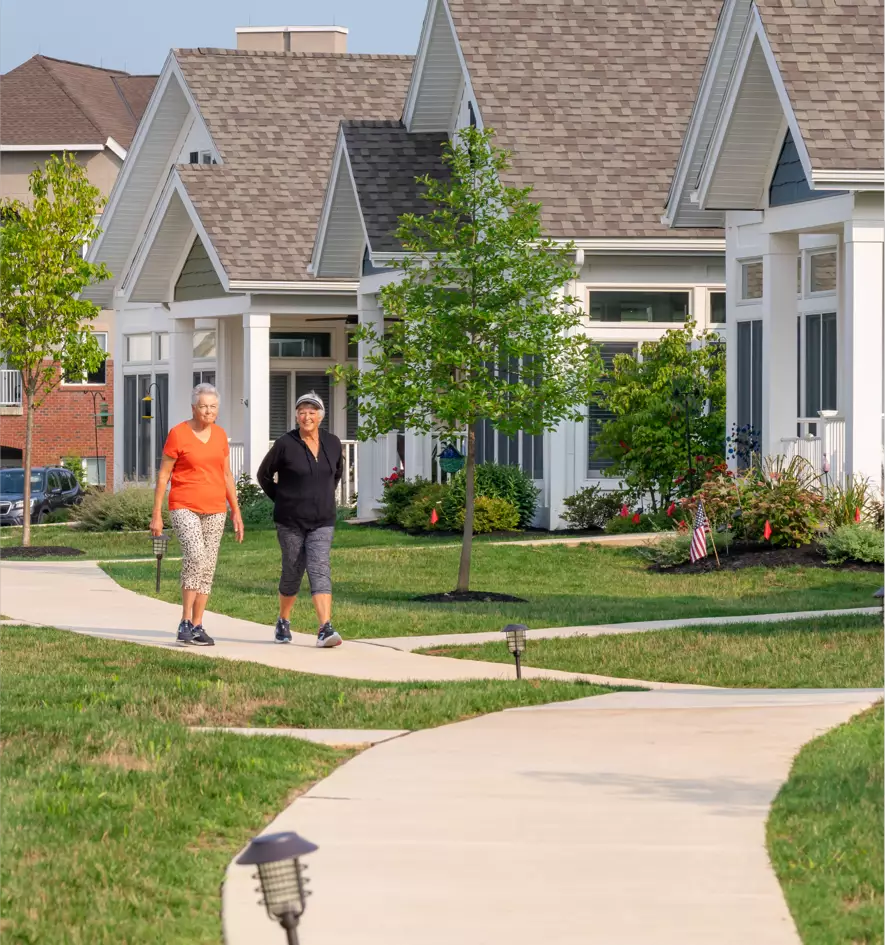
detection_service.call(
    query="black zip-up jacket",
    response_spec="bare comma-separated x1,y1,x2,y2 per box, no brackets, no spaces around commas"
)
257,429,343,529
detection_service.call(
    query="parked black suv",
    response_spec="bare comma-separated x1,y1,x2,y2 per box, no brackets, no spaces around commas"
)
0,466,83,526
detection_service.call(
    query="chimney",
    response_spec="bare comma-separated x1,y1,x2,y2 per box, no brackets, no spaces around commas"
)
235,26,348,54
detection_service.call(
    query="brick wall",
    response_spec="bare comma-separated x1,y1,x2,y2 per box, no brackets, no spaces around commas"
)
0,361,115,488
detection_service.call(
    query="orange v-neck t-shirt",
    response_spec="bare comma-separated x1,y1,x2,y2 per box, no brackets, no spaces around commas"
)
163,422,229,514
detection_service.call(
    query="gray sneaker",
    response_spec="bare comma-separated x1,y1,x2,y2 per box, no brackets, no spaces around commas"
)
177,619,194,646
274,617,292,644
316,622,342,648
190,624,215,647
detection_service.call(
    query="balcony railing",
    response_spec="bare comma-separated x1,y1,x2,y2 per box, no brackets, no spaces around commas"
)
228,439,359,507
780,414,846,485
0,369,22,407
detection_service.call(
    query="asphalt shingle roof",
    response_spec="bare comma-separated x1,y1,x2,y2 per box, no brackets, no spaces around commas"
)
755,0,883,172
445,0,724,239
174,49,414,282
0,55,156,149
341,121,450,253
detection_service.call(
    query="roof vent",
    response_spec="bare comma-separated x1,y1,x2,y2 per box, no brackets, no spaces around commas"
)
235,26,348,54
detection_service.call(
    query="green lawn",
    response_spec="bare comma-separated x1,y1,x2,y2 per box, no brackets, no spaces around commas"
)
418,614,885,689
0,626,611,944
103,537,880,639
768,704,883,945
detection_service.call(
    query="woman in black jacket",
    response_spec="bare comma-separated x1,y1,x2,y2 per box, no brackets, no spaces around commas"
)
257,391,343,648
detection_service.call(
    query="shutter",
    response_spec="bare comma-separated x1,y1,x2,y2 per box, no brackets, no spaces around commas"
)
346,388,358,439
269,374,290,439
588,344,637,475
295,374,331,432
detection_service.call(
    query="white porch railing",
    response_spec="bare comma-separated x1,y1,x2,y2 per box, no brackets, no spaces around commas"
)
229,438,358,507
0,369,22,406
780,414,846,484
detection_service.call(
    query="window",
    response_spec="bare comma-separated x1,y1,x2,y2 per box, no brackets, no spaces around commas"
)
189,150,215,165
737,321,763,463
157,333,170,361
269,332,331,358
153,373,169,474
804,313,837,417
126,334,152,363
347,333,359,360
809,252,837,294
47,470,63,493
83,456,106,487
740,261,763,300
588,343,638,475
189,151,199,164
588,290,689,323
192,370,216,389
709,292,726,325
193,330,217,359
64,331,107,384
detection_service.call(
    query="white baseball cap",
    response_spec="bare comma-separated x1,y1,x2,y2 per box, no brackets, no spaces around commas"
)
295,391,325,413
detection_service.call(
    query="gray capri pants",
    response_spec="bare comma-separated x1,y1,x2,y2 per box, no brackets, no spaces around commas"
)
276,524,334,596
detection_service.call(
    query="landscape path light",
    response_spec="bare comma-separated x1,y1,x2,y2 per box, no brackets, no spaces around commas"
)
502,623,528,679
237,831,318,945
151,532,170,593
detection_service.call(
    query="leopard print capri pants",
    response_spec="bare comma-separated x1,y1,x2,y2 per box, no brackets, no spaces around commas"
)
170,508,227,596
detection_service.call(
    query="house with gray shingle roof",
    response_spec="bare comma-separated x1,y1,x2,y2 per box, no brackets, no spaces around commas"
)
311,0,728,525
666,0,884,488
86,27,413,490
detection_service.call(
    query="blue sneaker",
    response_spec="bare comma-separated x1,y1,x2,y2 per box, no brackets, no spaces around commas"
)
190,625,215,647
316,622,342,648
177,619,194,646
274,617,292,644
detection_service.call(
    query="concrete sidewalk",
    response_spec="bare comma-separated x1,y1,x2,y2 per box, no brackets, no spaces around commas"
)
224,687,880,945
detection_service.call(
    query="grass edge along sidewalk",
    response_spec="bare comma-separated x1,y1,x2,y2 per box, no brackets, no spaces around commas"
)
416,614,885,690
0,626,615,945
767,703,884,945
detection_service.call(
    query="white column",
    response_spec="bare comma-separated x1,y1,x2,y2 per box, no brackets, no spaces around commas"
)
404,431,433,480
242,312,271,480
761,233,799,457
112,295,126,489
168,318,195,429
545,421,573,530
356,292,385,520
842,222,884,484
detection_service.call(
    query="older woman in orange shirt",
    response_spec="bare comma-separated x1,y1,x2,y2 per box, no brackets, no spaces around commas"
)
150,383,244,646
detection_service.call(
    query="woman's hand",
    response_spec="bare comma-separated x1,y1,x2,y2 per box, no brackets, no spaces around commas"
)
231,510,245,543
150,512,165,537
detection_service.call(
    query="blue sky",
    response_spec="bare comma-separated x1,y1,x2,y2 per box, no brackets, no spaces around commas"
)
0,0,426,74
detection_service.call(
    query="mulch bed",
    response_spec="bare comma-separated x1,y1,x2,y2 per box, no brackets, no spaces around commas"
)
0,546,86,559
349,521,603,540
414,590,528,604
658,542,881,574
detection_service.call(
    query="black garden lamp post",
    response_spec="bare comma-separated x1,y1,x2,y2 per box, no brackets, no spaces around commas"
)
502,623,528,679
237,831,318,945
151,532,171,593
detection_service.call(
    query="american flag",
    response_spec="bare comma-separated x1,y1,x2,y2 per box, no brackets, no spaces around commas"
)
689,500,710,563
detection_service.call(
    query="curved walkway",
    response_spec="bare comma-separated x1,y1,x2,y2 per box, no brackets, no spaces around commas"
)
2,559,881,944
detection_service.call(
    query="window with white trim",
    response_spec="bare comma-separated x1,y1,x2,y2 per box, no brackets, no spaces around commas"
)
126,334,152,363
63,331,108,384
588,290,690,323
740,261,763,301
193,329,217,359
809,252,837,294
156,333,170,362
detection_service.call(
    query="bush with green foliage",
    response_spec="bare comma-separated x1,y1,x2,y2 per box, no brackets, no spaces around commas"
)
604,509,677,535
443,463,539,528
73,487,170,532
561,485,628,530
740,456,827,547
634,533,693,568
455,495,520,534
44,507,73,524
820,525,884,565
236,473,274,526
378,477,431,526
400,482,449,531
61,454,89,493
825,476,881,529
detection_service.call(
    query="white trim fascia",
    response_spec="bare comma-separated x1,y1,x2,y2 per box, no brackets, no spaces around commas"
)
228,280,359,294
0,143,103,152
566,237,726,254
167,55,222,166
758,115,790,209
104,137,127,160
663,0,741,224
235,25,348,34
169,295,252,320
812,169,884,190
167,224,199,300
403,0,442,131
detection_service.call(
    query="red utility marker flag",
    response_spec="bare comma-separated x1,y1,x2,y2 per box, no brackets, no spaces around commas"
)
854,507,862,523
666,502,676,517
430,508,439,525
631,512,641,524
620,505,629,517
763,520,772,541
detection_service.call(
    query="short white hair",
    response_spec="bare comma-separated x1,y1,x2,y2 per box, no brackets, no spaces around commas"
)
191,383,219,405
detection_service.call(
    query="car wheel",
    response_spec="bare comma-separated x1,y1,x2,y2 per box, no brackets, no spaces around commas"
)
35,508,46,525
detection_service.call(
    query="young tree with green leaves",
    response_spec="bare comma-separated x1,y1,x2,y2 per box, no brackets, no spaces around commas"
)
334,127,601,591
0,153,110,546
595,322,726,509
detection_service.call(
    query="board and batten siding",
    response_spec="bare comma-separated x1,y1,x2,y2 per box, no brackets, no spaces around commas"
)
174,236,226,301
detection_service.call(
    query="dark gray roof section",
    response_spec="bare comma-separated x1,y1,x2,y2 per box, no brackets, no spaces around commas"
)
342,121,449,253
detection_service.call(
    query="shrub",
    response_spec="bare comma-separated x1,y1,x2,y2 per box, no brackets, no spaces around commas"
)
455,496,520,534
61,454,89,493
741,456,827,547
634,533,693,568
236,474,274,526
445,463,539,528
561,485,628,530
378,477,431,526
44,507,73,524
73,487,170,532
604,509,675,534
820,525,884,565
681,473,748,537
400,483,449,532
825,476,881,529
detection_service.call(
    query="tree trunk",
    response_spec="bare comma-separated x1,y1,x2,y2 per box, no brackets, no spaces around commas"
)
455,426,476,592
22,398,34,547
